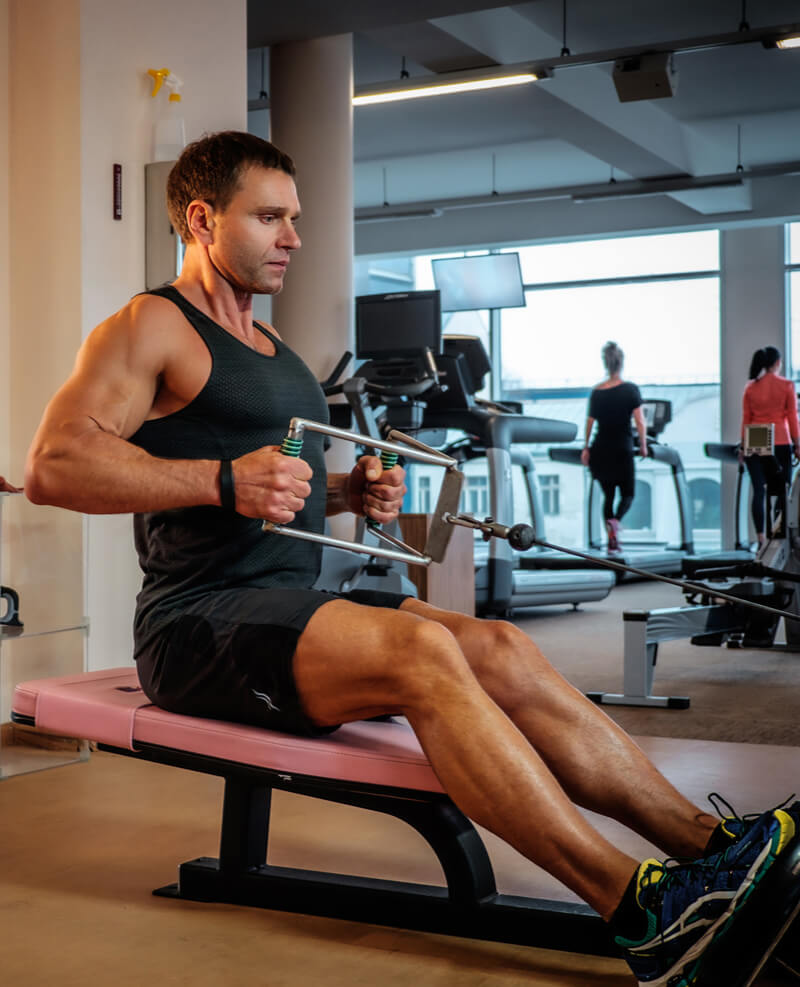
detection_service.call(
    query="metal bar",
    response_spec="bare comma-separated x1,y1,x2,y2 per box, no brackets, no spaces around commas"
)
370,525,426,557
288,418,457,469
262,522,431,567
533,535,800,623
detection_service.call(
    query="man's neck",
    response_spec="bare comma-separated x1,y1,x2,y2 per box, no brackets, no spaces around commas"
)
174,253,257,339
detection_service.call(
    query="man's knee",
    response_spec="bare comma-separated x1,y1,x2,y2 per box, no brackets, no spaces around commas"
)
465,618,553,699
389,617,473,705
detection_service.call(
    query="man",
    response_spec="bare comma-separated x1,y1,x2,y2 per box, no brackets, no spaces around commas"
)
25,131,797,985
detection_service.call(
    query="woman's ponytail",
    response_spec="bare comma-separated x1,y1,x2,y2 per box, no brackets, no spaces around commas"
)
749,346,781,379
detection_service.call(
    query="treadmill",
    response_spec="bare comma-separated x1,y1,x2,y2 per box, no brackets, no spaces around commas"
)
546,400,692,580
419,336,615,617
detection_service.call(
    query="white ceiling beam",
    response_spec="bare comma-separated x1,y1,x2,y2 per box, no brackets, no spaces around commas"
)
429,6,738,207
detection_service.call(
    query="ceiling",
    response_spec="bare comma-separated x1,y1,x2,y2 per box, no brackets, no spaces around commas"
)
247,1,800,236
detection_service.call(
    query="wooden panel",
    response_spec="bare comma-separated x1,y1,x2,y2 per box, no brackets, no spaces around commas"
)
399,513,475,616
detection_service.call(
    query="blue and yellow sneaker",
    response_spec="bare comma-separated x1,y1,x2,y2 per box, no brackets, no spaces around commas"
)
618,809,795,986
705,792,800,852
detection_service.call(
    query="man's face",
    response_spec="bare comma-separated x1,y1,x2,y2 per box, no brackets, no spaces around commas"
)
208,165,301,295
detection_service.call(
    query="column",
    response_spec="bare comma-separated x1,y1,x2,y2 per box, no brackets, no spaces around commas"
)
720,225,786,548
269,35,355,483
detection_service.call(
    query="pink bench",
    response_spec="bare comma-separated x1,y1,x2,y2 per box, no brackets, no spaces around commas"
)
11,667,613,955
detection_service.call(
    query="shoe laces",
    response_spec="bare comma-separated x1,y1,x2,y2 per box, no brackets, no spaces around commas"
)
637,852,732,912
708,790,796,827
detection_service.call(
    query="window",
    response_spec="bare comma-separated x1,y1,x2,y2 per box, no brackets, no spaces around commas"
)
506,231,719,285
539,474,560,516
355,229,723,551
624,480,653,531
416,475,431,514
689,477,721,530
462,475,488,516
500,277,720,392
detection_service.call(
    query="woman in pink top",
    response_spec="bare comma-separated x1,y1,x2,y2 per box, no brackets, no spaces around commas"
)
741,346,800,543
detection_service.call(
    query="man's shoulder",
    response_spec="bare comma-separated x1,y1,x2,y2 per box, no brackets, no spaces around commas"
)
99,291,189,340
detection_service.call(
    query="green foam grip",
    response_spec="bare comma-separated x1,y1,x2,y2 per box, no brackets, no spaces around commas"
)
281,436,303,457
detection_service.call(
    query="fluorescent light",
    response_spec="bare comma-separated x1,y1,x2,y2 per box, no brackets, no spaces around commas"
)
353,72,539,106
776,34,800,49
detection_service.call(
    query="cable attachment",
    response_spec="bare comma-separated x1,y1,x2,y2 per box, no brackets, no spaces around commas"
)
444,513,537,551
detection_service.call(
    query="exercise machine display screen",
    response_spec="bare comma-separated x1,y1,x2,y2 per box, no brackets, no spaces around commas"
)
641,399,672,436
432,253,525,312
355,290,442,360
744,424,774,456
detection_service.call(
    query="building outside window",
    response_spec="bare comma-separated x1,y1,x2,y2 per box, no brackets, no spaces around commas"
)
539,474,560,516
416,475,431,514
462,475,489,517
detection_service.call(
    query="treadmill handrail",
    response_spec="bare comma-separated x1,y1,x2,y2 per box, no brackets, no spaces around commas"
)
424,407,576,447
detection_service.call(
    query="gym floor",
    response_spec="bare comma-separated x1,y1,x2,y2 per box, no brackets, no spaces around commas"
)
2,582,800,986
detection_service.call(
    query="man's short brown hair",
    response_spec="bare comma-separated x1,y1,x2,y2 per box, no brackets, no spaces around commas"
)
166,131,296,243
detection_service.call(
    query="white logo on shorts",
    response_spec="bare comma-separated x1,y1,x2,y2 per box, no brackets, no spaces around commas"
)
252,688,281,712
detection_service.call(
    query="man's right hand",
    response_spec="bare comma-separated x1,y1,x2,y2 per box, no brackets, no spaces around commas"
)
231,446,312,522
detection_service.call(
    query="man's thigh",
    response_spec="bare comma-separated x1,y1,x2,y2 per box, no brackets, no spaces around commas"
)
292,595,456,725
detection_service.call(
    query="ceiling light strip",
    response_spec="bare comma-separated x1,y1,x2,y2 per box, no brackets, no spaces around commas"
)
353,73,538,106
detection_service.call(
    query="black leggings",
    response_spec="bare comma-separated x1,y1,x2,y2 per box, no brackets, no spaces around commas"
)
591,449,636,522
598,481,634,522
745,444,792,535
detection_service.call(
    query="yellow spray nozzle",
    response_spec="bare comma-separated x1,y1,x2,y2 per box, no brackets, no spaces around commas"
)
147,68,170,98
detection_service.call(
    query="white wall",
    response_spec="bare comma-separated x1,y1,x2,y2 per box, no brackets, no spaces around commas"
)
79,0,247,670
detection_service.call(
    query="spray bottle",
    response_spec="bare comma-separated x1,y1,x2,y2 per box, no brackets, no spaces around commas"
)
148,67,186,162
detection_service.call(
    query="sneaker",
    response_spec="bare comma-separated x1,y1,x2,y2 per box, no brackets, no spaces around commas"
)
618,808,795,986
705,792,800,852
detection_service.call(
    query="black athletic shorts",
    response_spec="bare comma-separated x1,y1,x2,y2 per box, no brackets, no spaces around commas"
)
135,586,411,738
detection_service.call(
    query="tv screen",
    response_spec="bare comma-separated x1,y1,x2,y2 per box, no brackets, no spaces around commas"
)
432,253,525,312
355,290,442,360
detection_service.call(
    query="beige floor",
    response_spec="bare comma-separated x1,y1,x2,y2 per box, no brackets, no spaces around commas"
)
2,734,800,986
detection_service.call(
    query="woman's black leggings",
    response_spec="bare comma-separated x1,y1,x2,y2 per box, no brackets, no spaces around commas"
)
593,452,636,522
745,444,792,535
598,480,634,522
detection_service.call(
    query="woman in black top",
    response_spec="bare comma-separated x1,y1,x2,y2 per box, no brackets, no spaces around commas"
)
580,342,648,552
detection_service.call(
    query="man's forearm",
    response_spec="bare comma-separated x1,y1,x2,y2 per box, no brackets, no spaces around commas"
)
25,424,220,514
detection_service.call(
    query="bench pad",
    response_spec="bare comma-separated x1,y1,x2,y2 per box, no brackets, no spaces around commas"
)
12,667,443,793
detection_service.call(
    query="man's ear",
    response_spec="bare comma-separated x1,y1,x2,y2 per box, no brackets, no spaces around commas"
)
186,199,215,243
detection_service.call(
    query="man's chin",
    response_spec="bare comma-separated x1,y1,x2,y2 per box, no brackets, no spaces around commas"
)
252,277,285,296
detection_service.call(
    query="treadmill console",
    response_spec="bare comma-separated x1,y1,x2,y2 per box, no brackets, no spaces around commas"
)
640,399,672,438
424,335,493,412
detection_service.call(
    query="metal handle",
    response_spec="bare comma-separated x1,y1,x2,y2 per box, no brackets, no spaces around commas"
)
263,419,463,566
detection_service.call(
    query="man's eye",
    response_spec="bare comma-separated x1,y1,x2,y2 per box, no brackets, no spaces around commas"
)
260,215,276,223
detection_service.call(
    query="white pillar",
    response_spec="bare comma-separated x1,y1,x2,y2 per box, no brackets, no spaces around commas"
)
720,225,786,548
269,35,354,485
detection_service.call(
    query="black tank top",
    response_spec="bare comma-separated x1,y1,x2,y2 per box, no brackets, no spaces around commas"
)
129,285,329,642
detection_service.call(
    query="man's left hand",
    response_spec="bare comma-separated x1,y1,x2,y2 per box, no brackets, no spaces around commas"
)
347,456,406,523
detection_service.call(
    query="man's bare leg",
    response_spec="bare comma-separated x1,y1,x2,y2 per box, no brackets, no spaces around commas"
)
401,598,719,860
293,599,641,920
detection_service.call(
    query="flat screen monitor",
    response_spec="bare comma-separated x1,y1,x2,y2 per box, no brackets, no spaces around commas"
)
431,253,525,312
355,290,442,360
